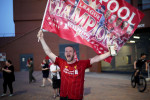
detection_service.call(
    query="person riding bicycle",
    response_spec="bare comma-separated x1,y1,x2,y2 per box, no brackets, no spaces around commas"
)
134,53,148,83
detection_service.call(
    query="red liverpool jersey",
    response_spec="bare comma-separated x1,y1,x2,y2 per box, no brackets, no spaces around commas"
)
55,57,92,99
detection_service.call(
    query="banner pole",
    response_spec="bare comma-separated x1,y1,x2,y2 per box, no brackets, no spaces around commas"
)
38,0,50,42
40,0,50,30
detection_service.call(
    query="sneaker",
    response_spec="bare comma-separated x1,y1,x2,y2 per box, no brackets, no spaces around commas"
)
53,95,56,99
40,85,45,87
1,93,6,97
57,93,60,97
33,80,36,83
9,94,13,97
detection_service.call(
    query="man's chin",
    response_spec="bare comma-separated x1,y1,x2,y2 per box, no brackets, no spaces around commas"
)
66,58,74,62
67,59,72,62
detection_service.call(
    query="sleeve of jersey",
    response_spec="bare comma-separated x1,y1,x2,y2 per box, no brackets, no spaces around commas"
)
84,60,92,69
54,57,62,68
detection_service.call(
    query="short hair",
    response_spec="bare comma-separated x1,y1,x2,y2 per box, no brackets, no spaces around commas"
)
121,21,128,29
123,21,128,24
65,45,75,52
101,5,105,10
45,59,49,64
7,60,12,64
129,25,134,29
117,18,122,21
29,58,33,61
141,53,146,57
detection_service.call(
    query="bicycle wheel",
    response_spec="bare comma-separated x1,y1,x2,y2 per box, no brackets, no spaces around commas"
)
138,76,147,92
131,73,136,88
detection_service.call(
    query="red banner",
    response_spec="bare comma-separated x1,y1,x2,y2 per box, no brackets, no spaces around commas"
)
41,0,144,63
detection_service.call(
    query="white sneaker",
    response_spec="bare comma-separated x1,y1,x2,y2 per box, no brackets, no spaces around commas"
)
40,85,45,87
53,95,56,99
9,94,13,97
1,93,6,97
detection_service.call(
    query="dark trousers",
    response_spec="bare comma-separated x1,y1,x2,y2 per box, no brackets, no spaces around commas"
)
29,70,36,83
60,97,82,100
3,80,13,94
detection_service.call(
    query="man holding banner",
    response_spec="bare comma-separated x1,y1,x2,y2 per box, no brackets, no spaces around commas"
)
37,30,114,100
38,0,144,99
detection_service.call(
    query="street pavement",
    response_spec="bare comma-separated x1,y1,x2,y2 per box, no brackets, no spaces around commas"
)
0,71,150,100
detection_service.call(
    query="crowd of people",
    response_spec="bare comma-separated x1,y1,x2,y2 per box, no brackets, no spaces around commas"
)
0,57,61,99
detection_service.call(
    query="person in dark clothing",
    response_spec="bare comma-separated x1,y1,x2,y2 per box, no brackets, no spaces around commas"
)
134,53,148,73
1,60,15,97
134,53,148,83
27,58,36,83
40,59,52,87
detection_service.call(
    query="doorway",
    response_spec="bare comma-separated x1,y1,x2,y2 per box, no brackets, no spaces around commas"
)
20,54,33,71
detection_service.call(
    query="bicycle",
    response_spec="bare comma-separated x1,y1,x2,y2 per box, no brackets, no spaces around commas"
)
131,70,147,92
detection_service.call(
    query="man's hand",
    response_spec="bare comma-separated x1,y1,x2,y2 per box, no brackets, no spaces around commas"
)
2,68,4,71
108,44,117,56
57,69,60,72
37,30,44,41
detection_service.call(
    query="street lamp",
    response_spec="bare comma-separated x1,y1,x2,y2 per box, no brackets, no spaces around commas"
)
133,36,140,39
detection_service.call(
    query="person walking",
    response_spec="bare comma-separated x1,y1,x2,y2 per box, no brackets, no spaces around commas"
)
1,60,15,97
40,59,52,87
27,58,36,83
50,63,61,99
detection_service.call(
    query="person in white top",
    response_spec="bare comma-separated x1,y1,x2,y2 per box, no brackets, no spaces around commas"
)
50,64,61,99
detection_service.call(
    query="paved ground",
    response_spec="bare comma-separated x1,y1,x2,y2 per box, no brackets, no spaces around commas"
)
0,71,150,100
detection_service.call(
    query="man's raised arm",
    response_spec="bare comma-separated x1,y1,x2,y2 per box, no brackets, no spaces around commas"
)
37,30,57,62
90,45,118,65
90,52,111,65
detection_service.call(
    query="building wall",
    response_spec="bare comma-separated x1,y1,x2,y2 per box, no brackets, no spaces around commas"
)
132,0,150,28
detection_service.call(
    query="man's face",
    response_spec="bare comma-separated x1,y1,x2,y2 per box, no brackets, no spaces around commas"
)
116,19,122,26
5,61,9,66
43,59,46,64
123,22,128,28
101,8,105,13
65,47,75,62
141,55,146,59
109,15,116,23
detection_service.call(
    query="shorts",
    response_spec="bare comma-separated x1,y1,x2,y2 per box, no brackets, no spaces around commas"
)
136,67,142,71
52,79,60,89
42,72,49,78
